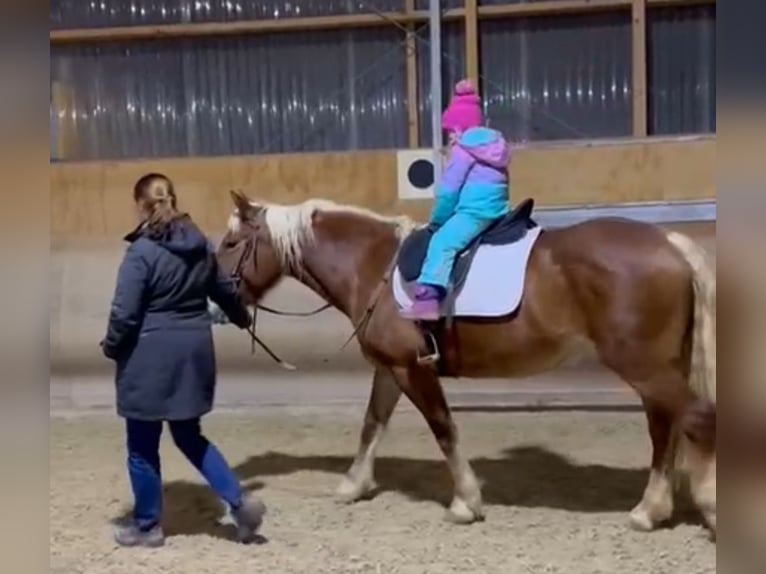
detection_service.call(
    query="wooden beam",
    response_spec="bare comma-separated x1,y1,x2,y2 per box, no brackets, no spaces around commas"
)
51,82,77,160
465,0,479,87
50,13,411,43
405,0,419,148
50,9,466,44
477,0,713,19
49,1,715,43
632,0,648,137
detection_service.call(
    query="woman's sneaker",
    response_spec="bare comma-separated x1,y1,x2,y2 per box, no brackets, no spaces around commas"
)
113,522,165,548
231,493,266,544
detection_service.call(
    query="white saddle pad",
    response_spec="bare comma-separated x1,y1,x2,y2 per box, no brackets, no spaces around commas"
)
392,226,543,318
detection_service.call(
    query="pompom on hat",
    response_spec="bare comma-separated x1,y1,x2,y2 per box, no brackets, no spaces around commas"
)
441,79,483,133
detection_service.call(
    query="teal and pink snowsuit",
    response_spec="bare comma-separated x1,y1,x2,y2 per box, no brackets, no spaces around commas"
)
403,80,512,320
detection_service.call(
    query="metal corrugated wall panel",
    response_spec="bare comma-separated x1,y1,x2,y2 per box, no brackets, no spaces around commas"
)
647,4,715,135
416,21,466,147
479,11,632,141
414,0,463,9
50,28,408,159
49,1,715,160
50,0,406,29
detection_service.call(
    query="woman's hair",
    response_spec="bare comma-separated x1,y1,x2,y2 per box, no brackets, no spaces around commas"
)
133,172,183,237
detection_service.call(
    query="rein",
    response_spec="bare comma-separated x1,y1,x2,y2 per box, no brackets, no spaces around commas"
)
227,225,401,370
256,302,331,317
228,233,303,370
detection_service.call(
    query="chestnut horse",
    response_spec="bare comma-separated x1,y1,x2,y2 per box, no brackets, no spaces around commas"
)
216,190,716,533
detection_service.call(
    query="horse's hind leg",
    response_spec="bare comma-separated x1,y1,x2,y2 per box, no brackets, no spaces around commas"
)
608,362,695,531
336,367,401,503
630,396,678,531
392,365,483,524
634,378,716,534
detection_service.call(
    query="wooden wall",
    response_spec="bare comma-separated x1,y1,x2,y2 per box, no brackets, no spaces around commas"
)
51,135,715,245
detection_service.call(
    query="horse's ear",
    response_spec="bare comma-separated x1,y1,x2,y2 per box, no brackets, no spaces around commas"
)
229,189,253,217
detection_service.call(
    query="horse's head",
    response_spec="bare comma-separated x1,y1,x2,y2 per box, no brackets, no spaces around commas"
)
215,190,286,304
217,191,414,313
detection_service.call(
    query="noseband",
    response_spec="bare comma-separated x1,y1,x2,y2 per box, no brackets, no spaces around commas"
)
228,233,255,290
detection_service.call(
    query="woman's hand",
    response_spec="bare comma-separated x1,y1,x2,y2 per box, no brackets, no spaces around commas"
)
208,299,230,325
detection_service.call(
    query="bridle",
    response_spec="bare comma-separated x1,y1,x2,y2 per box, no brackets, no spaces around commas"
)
227,229,328,370
225,221,400,370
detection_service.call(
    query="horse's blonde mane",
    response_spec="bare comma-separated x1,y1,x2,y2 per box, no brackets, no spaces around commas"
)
227,198,418,270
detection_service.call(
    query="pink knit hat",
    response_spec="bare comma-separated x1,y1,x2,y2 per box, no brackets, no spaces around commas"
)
441,79,483,133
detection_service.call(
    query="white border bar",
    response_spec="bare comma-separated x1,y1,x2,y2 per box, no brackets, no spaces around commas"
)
533,200,716,227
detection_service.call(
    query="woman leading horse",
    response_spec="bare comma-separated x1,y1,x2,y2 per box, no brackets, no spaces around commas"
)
101,173,266,547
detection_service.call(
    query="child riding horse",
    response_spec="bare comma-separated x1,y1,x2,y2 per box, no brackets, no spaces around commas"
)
402,79,511,321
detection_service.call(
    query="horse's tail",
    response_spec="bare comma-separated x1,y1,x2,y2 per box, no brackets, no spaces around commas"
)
665,231,717,465
666,231,716,403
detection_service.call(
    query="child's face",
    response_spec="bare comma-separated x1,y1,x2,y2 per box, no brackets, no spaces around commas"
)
448,130,459,146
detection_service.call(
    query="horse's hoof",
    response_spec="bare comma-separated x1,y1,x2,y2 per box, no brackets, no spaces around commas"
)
629,506,663,532
445,497,482,525
335,477,374,504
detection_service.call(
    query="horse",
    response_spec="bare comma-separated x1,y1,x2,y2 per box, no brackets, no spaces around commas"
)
216,190,716,533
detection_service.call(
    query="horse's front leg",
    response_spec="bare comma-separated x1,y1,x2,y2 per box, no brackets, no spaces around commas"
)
393,365,484,524
336,366,401,503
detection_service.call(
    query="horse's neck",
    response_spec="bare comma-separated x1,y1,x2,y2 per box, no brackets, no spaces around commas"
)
284,226,348,318
299,215,399,321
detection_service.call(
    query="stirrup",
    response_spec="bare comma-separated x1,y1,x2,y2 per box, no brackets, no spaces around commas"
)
417,330,440,366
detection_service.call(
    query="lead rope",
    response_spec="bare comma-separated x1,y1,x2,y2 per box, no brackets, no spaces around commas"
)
246,323,298,371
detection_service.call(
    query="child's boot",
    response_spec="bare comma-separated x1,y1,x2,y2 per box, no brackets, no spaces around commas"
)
401,284,442,321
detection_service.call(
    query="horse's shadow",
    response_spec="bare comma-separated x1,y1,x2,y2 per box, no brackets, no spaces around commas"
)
234,445,654,512
113,445,701,540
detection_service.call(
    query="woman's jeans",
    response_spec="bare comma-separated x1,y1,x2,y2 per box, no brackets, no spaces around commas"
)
125,418,243,531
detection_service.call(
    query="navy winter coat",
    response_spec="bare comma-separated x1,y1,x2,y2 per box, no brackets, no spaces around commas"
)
101,216,251,421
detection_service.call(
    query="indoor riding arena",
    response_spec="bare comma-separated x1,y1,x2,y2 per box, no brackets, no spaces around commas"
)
50,1,717,573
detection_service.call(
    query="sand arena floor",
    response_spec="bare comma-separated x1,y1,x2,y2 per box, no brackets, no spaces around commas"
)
50,407,716,574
